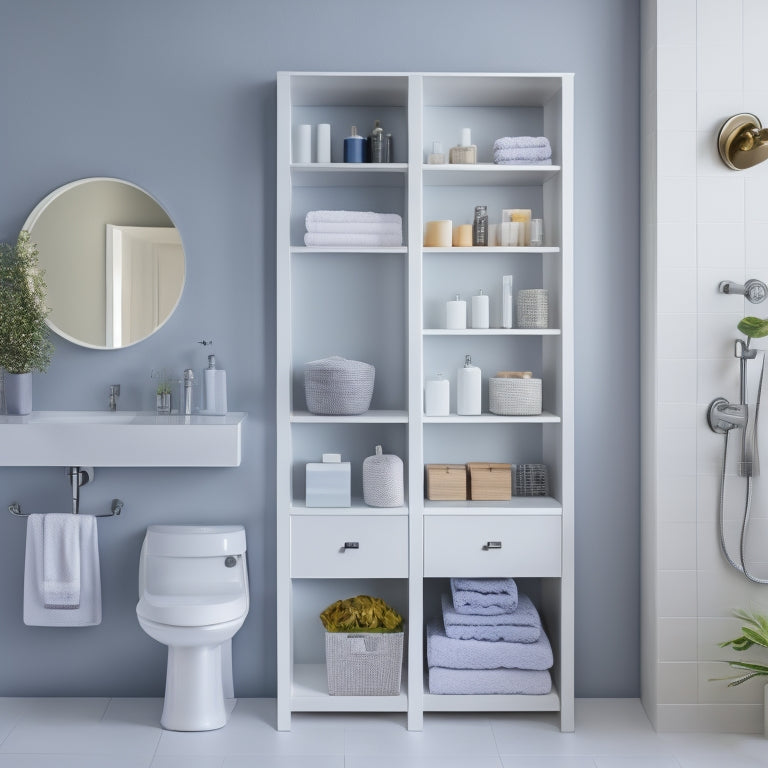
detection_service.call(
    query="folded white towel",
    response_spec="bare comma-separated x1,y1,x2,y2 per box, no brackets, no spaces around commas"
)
493,136,551,150
24,514,102,627
306,221,403,235
305,210,403,226
42,514,81,608
429,666,552,695
304,232,403,247
494,147,552,162
493,158,553,166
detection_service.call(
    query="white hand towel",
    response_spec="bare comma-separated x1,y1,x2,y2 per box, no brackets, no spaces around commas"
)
24,514,102,626
305,210,402,226
493,136,551,150
304,232,403,247
43,513,81,608
305,221,403,235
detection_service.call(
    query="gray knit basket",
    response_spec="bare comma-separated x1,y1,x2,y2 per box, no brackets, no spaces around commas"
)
304,356,375,415
489,377,542,416
325,631,404,696
362,445,405,507
516,289,549,329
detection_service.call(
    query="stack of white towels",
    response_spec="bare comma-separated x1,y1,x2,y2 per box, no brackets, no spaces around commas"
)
304,210,403,248
492,136,552,165
427,577,553,695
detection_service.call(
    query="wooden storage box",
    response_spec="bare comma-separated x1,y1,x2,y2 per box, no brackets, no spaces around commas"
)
425,464,467,500
467,462,512,501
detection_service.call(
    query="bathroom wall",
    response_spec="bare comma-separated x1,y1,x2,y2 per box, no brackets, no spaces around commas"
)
0,0,640,697
643,0,768,733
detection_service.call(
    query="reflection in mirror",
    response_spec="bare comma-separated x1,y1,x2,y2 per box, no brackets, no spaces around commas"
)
23,178,185,349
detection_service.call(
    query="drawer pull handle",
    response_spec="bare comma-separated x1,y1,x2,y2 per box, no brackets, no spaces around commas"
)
343,541,360,549
484,541,502,550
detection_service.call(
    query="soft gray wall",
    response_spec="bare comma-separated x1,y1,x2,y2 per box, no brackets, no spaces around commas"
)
0,0,640,697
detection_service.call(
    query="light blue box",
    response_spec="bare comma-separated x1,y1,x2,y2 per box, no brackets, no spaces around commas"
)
306,453,351,507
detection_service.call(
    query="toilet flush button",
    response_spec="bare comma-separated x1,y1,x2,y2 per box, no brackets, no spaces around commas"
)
225,556,237,568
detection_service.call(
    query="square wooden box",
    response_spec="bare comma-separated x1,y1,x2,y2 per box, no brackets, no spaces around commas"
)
467,462,512,501
425,464,467,500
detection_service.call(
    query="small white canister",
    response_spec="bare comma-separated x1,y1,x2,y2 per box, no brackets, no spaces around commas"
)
363,445,405,508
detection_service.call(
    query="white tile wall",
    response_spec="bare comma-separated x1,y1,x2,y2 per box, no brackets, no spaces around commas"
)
647,0,768,730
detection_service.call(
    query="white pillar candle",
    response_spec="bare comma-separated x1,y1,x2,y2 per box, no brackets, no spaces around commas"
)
424,375,450,416
471,290,490,329
295,124,312,163
446,294,467,329
316,123,331,163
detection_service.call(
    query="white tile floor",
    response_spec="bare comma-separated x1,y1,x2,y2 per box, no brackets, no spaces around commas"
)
0,697,765,767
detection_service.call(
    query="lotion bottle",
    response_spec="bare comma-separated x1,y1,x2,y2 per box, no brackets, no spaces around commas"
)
204,354,228,415
457,354,481,415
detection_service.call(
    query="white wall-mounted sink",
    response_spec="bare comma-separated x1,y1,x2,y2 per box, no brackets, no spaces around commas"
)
0,411,246,467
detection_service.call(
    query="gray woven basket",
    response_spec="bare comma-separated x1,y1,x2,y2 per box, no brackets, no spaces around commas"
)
489,377,542,416
325,631,404,696
514,463,550,497
304,356,375,415
363,445,405,507
516,289,549,329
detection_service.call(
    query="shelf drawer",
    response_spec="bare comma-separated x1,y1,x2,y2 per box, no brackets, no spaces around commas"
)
424,514,561,577
291,515,408,578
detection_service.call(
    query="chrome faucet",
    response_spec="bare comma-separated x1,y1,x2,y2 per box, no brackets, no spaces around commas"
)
108,384,120,411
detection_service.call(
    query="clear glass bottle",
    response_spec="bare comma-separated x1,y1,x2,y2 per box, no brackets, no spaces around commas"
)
369,119,385,163
472,205,488,246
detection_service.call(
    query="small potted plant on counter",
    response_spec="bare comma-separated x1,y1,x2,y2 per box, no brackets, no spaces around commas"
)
0,231,53,414
714,608,768,736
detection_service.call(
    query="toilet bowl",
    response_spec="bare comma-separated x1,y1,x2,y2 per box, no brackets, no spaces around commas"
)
136,524,249,731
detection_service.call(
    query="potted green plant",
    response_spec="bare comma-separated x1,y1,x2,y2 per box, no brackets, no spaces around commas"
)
0,231,53,414
714,609,768,736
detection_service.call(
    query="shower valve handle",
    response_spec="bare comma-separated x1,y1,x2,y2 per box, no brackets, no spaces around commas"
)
719,279,768,304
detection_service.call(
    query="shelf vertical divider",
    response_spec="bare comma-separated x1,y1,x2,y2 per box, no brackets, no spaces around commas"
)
407,73,425,732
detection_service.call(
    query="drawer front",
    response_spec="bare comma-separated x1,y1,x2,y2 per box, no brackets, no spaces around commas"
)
291,515,408,578
424,514,561,577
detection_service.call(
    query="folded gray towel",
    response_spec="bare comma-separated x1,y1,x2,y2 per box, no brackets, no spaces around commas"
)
493,136,551,150
451,577,518,615
493,147,552,162
429,666,552,695
441,594,541,642
493,158,553,166
426,619,553,670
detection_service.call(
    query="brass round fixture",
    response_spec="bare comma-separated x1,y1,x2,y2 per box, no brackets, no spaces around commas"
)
718,113,768,170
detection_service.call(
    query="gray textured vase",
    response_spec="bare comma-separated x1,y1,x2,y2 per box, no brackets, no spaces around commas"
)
4,372,32,415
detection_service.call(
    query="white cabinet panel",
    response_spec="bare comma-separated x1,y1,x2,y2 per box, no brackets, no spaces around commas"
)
291,514,408,578
424,514,561,577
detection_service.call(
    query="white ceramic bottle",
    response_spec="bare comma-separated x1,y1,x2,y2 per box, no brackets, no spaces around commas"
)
204,354,228,415
457,354,481,415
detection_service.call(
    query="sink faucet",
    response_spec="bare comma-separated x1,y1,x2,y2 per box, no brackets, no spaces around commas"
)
109,384,120,411
183,369,194,415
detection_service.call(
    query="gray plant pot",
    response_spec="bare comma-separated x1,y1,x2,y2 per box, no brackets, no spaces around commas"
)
4,372,32,415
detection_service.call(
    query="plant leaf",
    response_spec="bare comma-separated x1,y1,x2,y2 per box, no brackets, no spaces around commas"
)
738,316,768,339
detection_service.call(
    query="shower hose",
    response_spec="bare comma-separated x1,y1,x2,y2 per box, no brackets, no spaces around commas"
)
718,413,768,585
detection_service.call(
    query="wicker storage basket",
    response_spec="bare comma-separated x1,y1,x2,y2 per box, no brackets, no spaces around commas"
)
489,377,542,416
516,289,549,329
325,631,404,696
304,356,375,415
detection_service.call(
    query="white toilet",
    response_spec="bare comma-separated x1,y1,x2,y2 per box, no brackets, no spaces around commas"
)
136,524,249,731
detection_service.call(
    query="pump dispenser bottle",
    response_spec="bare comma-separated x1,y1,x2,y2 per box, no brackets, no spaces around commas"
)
457,354,481,415
204,354,228,415
344,125,366,163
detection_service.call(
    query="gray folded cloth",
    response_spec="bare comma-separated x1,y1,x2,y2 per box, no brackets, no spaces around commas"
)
451,577,518,615
493,136,551,150
428,666,552,695
426,619,553,670
441,594,541,642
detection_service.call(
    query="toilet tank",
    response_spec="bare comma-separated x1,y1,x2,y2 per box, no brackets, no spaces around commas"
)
139,525,248,599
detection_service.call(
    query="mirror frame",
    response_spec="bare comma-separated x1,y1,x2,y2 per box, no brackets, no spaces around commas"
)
22,177,186,350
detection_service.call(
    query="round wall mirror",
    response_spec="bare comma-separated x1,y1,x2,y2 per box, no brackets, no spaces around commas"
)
23,177,186,349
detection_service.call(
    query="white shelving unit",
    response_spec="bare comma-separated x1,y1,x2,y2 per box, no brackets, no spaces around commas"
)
276,71,573,733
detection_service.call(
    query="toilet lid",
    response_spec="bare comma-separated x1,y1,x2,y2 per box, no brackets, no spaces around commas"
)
137,590,248,627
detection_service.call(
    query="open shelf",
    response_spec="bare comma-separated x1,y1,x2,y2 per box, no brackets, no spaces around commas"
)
423,497,561,515
422,412,560,424
422,328,560,336
423,164,560,186
290,410,409,423
423,678,560,712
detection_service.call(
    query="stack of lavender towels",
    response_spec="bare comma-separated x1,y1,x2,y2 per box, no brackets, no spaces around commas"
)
492,137,552,165
427,577,553,695
304,210,403,247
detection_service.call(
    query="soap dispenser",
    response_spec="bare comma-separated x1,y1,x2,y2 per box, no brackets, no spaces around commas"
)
204,354,228,415
457,354,481,415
